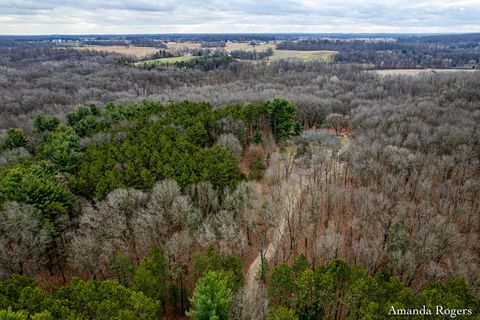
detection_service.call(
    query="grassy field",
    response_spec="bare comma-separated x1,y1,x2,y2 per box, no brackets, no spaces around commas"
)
225,42,276,52
165,41,202,51
164,41,276,52
269,50,337,62
134,55,194,66
75,43,338,63
77,46,161,58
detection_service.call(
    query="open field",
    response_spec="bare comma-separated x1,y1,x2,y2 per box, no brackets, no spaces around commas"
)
76,45,162,58
225,41,276,52
165,41,276,52
269,50,337,62
76,41,275,57
374,68,478,76
134,55,194,66
165,41,202,51
74,42,337,62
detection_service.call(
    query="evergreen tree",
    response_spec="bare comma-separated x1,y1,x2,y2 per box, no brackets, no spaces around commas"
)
0,163,75,218
267,263,294,306
111,253,135,288
186,271,233,320
0,309,27,320
253,129,263,144
33,116,60,133
267,306,298,320
266,99,301,142
132,246,170,313
3,129,28,150
40,125,82,172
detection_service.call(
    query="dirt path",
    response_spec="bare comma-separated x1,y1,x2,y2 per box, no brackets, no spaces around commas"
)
245,171,306,291
244,145,343,292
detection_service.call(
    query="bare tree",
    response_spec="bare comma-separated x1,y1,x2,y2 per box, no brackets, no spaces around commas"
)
230,283,269,320
216,133,243,158
325,113,348,135
134,180,191,255
223,181,262,245
0,202,52,277
69,188,148,278
187,181,219,218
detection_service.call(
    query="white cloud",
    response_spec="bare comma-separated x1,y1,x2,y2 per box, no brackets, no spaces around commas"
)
0,0,479,34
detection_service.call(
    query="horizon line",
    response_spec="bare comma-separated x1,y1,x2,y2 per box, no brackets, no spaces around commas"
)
2,32,480,37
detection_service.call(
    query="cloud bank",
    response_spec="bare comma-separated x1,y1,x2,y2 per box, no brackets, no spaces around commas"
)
1,0,479,34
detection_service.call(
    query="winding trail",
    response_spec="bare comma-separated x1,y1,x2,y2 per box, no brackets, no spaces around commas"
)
245,171,306,291
244,144,344,292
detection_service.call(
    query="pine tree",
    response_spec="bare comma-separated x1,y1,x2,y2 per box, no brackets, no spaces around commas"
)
4,129,28,150
186,271,233,320
253,129,263,144
267,306,298,320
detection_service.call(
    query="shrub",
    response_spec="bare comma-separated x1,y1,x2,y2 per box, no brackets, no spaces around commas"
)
0,309,27,320
245,146,266,180
253,129,263,145
267,306,298,320
4,129,28,150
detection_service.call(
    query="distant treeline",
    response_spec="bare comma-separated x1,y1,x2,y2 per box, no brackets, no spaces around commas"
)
201,41,227,48
230,48,274,60
277,35,480,68
81,39,168,48
2,33,479,43
0,41,479,319
1,46,480,130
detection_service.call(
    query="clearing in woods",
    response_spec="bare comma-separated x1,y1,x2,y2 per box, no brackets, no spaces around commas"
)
134,55,195,66
77,45,161,58
165,41,202,51
269,50,337,62
225,42,276,52
74,42,337,62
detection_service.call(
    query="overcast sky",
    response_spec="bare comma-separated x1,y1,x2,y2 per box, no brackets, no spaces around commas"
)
1,0,479,35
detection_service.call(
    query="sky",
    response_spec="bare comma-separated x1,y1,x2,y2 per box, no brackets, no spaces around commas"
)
1,0,480,35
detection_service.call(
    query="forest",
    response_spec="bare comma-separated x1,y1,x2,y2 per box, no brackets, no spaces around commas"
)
277,34,480,68
0,34,479,319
